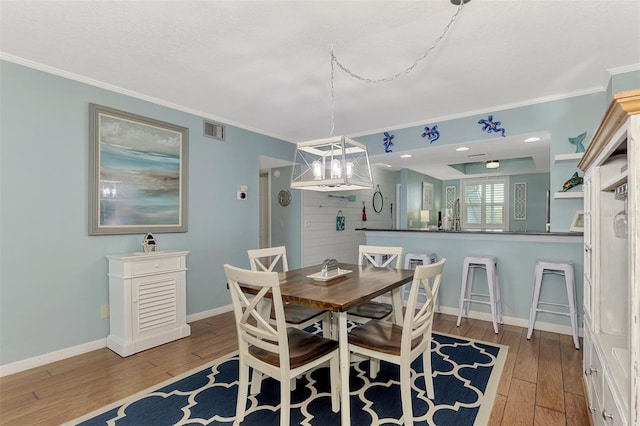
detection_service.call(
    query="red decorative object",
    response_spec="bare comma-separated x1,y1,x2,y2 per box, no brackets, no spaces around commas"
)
362,203,367,221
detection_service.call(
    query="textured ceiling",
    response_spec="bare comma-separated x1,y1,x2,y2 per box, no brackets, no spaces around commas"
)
1,0,639,177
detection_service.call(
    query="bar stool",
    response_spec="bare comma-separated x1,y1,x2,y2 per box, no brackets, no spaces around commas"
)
403,253,438,310
527,260,579,349
457,256,502,333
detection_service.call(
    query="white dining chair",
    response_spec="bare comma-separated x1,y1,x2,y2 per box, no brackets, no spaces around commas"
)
347,245,404,324
348,258,446,426
224,264,340,426
248,246,331,335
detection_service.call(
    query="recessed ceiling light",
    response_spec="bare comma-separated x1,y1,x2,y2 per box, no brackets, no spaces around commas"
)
456,147,470,152
400,154,412,158
524,137,541,143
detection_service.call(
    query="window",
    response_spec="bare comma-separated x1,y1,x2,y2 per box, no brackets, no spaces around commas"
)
461,177,509,230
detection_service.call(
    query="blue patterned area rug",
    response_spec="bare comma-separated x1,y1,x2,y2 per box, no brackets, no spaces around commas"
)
72,331,506,426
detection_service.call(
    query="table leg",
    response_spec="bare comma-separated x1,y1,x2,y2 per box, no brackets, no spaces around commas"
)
390,288,403,325
338,311,350,425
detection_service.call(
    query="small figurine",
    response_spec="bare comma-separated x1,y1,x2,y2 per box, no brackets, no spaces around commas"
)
478,115,506,137
383,132,395,153
562,172,584,192
568,131,586,153
421,125,440,143
142,233,156,253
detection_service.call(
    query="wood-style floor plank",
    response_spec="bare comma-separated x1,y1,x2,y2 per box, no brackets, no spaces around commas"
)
0,311,590,425
536,331,565,412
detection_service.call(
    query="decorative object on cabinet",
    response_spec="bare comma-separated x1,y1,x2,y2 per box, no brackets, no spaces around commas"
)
89,104,189,235
336,210,345,231
278,189,291,206
421,125,440,143
142,233,156,253
577,89,639,426
477,115,506,137
569,210,585,233
383,132,395,153
568,131,587,153
372,185,384,213
561,171,584,192
106,250,190,357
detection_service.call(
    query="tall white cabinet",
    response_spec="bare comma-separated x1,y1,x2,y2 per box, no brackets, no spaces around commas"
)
579,90,639,425
106,250,191,357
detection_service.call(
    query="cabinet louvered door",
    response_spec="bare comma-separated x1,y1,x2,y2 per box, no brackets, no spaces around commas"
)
132,273,180,338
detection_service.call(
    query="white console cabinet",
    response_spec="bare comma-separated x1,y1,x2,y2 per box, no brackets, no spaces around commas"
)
578,90,639,425
106,250,191,356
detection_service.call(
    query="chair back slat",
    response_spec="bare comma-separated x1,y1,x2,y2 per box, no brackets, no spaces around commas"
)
224,264,290,368
248,246,289,272
403,259,446,348
358,245,403,269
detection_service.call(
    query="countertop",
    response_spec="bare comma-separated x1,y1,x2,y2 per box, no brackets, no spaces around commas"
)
355,228,583,237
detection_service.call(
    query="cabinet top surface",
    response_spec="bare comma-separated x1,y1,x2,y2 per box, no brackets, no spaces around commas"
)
106,250,189,260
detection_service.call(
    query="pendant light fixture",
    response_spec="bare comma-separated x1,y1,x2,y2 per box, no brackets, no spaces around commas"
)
291,0,469,191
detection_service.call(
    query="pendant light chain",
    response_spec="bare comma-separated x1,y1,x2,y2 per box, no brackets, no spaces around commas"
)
328,1,466,135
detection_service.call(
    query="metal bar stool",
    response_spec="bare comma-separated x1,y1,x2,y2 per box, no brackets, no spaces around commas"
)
527,260,579,349
457,255,502,333
403,252,438,310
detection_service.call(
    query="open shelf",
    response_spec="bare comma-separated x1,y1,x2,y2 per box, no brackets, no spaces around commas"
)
554,190,584,199
554,152,584,163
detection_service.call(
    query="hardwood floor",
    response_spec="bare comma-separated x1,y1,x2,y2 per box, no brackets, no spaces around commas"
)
0,312,590,425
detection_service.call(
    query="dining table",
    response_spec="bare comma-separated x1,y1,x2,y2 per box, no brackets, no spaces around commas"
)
276,262,415,425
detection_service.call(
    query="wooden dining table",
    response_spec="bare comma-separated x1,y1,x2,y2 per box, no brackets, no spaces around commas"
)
276,262,415,425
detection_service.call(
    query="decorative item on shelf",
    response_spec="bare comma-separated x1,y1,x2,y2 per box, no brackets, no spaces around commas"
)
142,233,156,253
372,185,383,213
569,210,585,233
421,125,440,143
568,131,587,153
561,171,584,192
362,201,367,222
383,132,395,153
478,115,506,137
336,210,345,231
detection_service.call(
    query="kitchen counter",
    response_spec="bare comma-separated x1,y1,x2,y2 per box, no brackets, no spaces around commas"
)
356,228,583,243
360,228,584,334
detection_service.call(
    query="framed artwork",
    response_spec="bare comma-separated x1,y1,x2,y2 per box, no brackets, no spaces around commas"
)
570,210,585,233
422,182,434,211
89,104,189,235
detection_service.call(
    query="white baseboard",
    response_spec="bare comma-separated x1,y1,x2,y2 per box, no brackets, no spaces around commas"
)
437,306,583,338
186,304,233,322
0,305,235,378
1,303,578,378
0,338,107,378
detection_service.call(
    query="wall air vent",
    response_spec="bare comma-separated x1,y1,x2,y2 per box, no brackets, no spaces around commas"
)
204,120,225,141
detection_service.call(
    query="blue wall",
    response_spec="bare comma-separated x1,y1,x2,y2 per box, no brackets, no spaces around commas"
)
0,60,294,365
1,59,636,367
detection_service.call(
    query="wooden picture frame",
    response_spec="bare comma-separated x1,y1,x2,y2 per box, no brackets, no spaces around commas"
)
89,104,189,235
